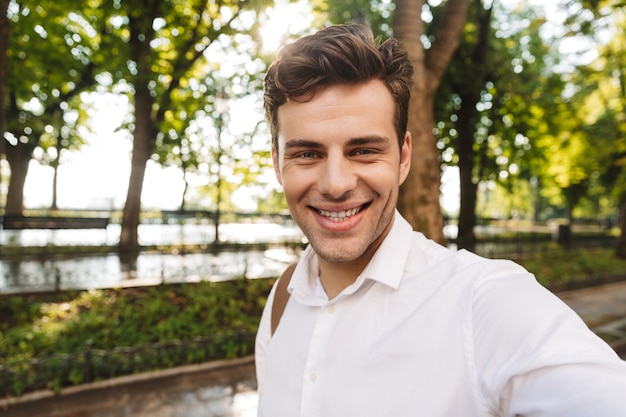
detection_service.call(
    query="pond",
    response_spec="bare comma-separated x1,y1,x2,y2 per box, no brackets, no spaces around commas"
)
0,222,305,294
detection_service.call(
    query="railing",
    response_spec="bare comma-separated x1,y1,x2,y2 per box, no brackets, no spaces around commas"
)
159,210,293,225
2,215,110,230
0,329,255,398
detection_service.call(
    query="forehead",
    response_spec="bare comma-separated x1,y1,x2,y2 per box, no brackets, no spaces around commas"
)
276,80,396,147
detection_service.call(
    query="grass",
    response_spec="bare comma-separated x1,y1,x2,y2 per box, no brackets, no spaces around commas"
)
1,246,625,396
513,247,626,292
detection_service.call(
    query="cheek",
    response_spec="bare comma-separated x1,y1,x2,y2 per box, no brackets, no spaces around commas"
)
282,175,309,194
280,169,309,198
363,166,400,193
280,164,325,206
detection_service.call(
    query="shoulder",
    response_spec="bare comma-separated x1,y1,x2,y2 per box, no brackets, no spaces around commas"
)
406,231,529,285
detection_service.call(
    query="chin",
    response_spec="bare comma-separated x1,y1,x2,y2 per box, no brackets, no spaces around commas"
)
312,243,365,264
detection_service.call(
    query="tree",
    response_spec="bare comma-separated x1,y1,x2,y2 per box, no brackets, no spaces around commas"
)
107,0,271,251
523,0,625,242
393,0,470,244
4,1,99,215
571,3,626,255
436,1,574,242
434,0,494,244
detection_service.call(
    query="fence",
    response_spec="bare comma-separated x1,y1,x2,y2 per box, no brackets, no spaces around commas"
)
0,329,255,398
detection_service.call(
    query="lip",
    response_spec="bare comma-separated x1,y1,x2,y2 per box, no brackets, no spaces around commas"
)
309,202,370,229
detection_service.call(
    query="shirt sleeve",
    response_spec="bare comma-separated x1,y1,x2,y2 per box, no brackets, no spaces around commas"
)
255,280,278,393
469,260,626,416
501,360,626,416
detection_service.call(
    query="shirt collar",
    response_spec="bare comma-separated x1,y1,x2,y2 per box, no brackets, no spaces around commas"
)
358,210,413,290
288,210,413,304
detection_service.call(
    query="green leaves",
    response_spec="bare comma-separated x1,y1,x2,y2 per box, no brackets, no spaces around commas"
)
0,278,275,396
0,279,273,362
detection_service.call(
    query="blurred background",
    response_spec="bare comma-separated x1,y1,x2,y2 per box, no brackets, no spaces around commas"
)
1,0,624,253
1,0,625,414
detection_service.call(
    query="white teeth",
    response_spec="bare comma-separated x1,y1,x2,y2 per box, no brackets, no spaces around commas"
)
318,207,361,222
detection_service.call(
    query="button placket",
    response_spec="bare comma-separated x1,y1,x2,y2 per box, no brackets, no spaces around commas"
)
300,302,339,417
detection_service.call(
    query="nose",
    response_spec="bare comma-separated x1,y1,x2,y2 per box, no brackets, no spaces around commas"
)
317,152,357,199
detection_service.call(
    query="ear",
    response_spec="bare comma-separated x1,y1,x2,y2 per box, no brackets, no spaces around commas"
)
271,145,283,186
399,131,411,185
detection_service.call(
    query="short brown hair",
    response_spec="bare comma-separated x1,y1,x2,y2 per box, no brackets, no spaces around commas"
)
263,23,414,152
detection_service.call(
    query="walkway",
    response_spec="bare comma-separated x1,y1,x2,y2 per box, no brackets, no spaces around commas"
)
558,280,626,358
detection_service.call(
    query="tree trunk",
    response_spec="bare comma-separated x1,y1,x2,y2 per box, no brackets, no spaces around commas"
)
4,142,36,215
50,136,63,210
399,90,447,244
393,0,470,245
455,1,492,245
456,91,478,244
118,11,156,251
118,91,152,251
51,163,59,210
180,170,189,212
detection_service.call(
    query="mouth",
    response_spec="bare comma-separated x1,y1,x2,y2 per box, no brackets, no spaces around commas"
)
313,203,370,222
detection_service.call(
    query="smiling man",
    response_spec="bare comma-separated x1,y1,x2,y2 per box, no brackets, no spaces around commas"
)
254,23,626,417
274,80,410,298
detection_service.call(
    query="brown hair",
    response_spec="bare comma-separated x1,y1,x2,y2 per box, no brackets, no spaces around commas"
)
263,23,414,152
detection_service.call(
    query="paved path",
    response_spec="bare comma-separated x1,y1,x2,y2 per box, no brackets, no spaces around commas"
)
558,280,626,358
0,357,258,417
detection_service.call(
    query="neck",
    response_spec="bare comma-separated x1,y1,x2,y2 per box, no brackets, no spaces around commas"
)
317,253,373,300
316,212,395,299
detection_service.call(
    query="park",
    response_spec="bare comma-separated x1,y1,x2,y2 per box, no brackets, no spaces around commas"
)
1,0,625,415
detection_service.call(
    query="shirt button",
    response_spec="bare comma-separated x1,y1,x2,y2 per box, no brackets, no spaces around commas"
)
326,304,336,313
310,372,318,382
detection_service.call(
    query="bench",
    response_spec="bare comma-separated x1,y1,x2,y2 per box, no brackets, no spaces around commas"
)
2,215,110,230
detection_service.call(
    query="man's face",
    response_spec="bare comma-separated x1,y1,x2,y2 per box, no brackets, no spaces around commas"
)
273,79,411,266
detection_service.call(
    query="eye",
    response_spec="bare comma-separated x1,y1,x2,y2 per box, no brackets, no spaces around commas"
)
353,149,374,156
299,151,318,159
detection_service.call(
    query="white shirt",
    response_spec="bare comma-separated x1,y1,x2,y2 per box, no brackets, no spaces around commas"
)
255,211,626,416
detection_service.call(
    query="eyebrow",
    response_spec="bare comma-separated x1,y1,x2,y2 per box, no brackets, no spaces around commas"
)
284,139,323,150
284,135,391,150
347,135,391,147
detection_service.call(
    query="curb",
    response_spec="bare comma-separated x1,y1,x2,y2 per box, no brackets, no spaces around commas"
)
0,355,256,412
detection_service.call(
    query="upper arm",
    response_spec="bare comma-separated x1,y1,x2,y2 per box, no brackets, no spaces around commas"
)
255,281,277,390
469,264,626,415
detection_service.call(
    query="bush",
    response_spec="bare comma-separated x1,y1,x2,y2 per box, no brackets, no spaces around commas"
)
0,278,274,396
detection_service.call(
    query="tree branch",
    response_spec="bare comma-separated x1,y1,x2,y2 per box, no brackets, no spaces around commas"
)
425,0,470,90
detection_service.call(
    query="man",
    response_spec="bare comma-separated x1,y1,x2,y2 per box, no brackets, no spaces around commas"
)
255,23,626,416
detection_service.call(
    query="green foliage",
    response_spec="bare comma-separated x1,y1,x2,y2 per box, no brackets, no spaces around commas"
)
0,279,273,362
315,0,394,36
517,248,626,291
0,278,274,396
6,1,101,151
